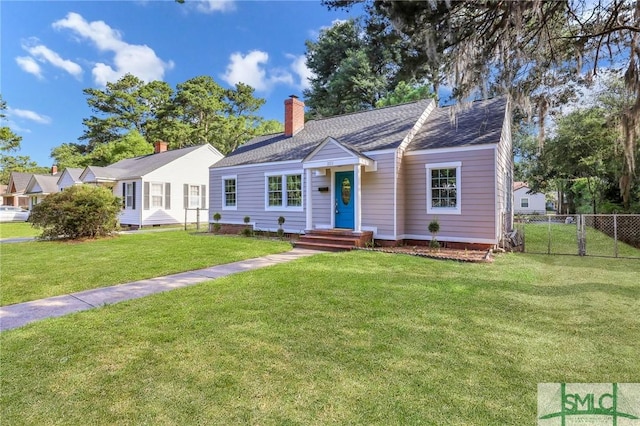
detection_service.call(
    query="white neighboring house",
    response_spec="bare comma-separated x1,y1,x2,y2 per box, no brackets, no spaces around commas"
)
24,171,61,210
57,168,84,191
79,142,223,228
514,182,547,214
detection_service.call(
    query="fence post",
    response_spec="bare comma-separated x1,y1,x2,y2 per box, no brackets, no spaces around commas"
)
196,208,200,231
547,215,552,255
184,209,187,231
578,215,586,256
613,214,618,258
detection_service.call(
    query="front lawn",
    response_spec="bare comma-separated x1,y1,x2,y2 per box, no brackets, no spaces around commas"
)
1,251,638,424
0,222,40,238
0,231,291,306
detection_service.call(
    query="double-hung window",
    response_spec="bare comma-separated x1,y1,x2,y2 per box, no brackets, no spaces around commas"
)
520,198,529,208
426,162,461,215
189,185,200,208
151,183,164,208
125,182,135,209
222,176,237,210
265,172,303,211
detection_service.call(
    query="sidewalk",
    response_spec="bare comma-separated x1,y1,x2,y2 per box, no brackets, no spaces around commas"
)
0,248,322,332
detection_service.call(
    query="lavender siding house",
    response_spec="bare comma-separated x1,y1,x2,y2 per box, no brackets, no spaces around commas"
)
209,96,513,249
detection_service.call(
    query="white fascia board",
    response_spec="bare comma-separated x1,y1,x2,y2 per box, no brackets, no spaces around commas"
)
406,144,497,156
210,159,302,171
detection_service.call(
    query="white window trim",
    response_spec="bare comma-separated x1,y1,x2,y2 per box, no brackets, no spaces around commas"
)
264,170,304,212
222,175,237,211
426,161,462,215
188,184,200,209
520,197,529,208
125,182,134,209
150,182,164,209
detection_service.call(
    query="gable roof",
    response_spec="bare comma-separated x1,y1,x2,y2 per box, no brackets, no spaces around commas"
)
80,144,220,182
6,172,33,194
25,174,59,195
406,97,507,151
62,167,84,182
212,99,435,168
107,144,211,179
513,181,528,191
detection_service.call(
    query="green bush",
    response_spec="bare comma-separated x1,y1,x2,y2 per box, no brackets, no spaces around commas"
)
29,185,121,240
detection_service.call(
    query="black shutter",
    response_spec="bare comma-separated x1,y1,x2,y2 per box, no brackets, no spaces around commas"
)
201,184,206,208
183,184,189,209
132,182,136,210
144,182,150,210
122,182,126,209
165,183,171,209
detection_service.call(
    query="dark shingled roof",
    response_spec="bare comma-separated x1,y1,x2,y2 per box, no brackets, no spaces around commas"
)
107,144,207,178
212,99,434,168
406,97,507,151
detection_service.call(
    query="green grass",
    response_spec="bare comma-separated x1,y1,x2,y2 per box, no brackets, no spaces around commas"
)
1,251,638,425
0,222,41,238
0,231,291,306
521,222,640,258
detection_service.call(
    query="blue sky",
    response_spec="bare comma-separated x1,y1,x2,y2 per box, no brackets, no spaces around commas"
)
1,0,360,167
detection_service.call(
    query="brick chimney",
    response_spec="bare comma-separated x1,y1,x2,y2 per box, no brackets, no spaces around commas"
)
51,165,58,175
154,140,168,154
284,95,305,137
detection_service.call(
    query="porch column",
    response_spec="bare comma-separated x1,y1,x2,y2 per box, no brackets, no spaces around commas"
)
305,168,312,231
354,164,362,233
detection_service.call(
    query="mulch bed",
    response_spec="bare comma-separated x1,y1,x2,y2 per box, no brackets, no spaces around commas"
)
357,246,493,263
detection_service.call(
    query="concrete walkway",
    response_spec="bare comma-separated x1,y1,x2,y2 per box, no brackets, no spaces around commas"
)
0,248,322,332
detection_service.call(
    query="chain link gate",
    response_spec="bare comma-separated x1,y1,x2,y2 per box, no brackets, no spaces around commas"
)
514,214,640,259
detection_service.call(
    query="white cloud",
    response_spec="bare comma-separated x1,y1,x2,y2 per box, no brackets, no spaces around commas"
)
195,0,236,14
222,50,315,93
52,12,174,86
15,56,43,79
21,41,83,79
287,54,314,91
222,50,271,91
8,107,52,125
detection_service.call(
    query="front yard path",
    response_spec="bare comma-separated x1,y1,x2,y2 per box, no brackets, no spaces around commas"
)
0,248,321,331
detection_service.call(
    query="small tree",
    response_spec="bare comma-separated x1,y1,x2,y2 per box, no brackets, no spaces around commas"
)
212,212,221,233
242,215,253,237
277,216,285,238
29,185,121,240
428,218,440,250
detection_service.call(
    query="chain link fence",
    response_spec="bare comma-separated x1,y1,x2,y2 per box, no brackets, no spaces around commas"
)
513,214,640,259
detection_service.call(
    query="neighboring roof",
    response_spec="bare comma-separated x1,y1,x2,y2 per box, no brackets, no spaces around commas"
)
63,167,84,182
406,97,508,151
25,174,59,195
80,144,218,182
212,99,435,168
514,181,528,191
6,172,33,194
108,144,213,179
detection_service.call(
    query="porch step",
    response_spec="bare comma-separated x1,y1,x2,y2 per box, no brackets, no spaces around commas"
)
294,230,373,252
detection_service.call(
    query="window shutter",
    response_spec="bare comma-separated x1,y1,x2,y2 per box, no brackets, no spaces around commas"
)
201,185,206,208
165,183,171,210
132,182,136,210
144,182,150,210
184,184,189,209
122,182,126,209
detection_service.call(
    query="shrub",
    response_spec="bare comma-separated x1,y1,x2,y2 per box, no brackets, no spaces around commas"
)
212,212,221,233
29,185,121,240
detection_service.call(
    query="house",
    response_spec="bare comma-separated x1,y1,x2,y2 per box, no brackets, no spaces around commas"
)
3,172,32,208
80,142,223,228
209,95,513,249
57,167,84,191
24,171,61,209
513,182,547,214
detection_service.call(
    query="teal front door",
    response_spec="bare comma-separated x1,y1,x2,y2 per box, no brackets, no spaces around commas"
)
335,171,354,229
